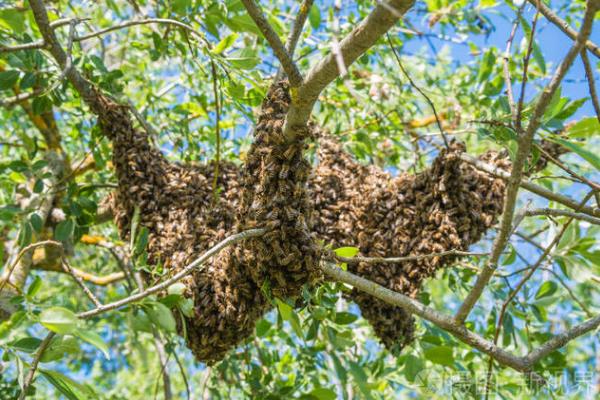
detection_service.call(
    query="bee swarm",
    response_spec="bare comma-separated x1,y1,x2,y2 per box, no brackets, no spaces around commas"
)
98,81,561,362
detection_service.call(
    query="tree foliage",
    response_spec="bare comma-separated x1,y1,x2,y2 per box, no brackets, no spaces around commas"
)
0,0,599,399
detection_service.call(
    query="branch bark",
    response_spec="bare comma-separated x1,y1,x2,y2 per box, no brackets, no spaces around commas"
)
527,0,600,58
282,0,415,139
321,262,600,374
240,0,303,87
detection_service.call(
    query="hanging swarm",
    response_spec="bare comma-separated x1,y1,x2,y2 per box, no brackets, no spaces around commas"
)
97,80,565,361
310,136,511,350
94,92,268,364
236,81,321,299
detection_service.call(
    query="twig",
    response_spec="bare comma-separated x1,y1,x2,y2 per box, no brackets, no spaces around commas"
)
581,49,600,123
0,241,63,295
454,1,599,324
61,259,103,307
387,34,449,147
459,153,600,218
240,0,303,87
284,0,314,56
515,1,541,131
503,3,526,125
525,208,600,225
333,249,486,264
17,332,56,400
210,60,221,200
77,228,267,319
527,0,600,58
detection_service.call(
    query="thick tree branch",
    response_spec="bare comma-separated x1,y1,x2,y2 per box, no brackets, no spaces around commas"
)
527,0,600,58
240,0,303,87
455,1,598,323
321,262,600,374
283,0,415,139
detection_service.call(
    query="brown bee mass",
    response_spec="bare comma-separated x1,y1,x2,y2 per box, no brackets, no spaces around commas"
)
94,81,557,362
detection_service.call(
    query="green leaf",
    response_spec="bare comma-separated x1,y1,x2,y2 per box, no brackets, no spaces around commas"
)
547,137,600,170
30,213,43,233
306,387,336,400
276,299,303,338
212,33,238,55
255,318,271,337
333,246,360,258
0,70,19,90
567,117,599,138
74,330,110,359
40,307,78,335
40,335,79,362
39,369,97,400
535,281,558,300
309,4,321,29
167,282,186,296
334,312,358,325
55,219,75,243
225,14,262,35
172,0,191,15
144,301,176,333
8,337,42,353
0,9,26,33
423,345,455,367
402,354,425,382
27,275,42,298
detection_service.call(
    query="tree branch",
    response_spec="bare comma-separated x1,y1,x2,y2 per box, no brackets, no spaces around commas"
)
527,0,600,58
581,48,600,123
283,0,415,139
525,207,600,225
321,262,600,375
240,0,303,87
17,332,56,400
77,228,266,319
333,249,486,264
459,153,600,218
455,1,599,323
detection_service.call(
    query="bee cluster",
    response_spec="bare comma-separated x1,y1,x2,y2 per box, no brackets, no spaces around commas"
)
97,81,563,362
236,81,321,299
93,91,268,364
310,136,511,350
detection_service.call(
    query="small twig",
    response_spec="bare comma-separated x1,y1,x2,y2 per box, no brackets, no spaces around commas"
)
77,228,267,319
0,241,63,295
386,34,450,148
240,0,303,86
18,332,56,400
210,60,221,200
333,249,487,264
535,142,600,191
525,208,600,226
581,49,600,124
61,259,103,307
503,3,526,125
515,0,541,131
